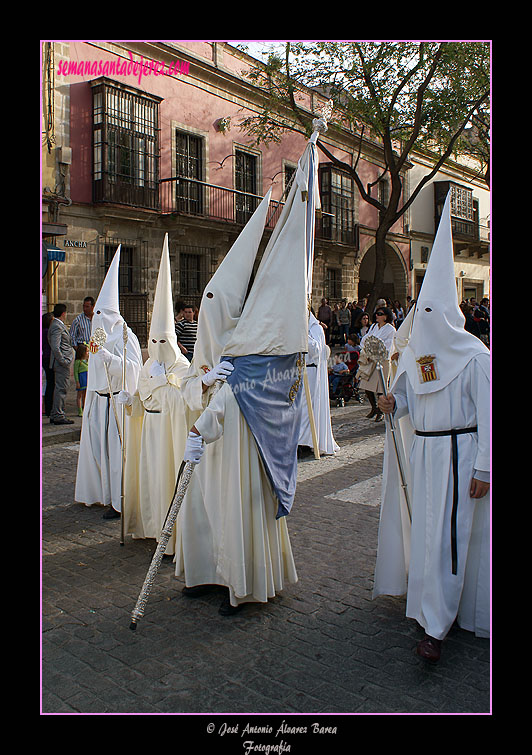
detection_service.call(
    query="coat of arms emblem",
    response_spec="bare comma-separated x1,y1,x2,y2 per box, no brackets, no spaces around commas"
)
416,355,439,383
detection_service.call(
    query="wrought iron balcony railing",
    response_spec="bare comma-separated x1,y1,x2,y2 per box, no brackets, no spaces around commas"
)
159,176,359,246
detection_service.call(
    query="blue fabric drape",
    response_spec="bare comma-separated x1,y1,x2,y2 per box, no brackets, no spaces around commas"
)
225,353,304,518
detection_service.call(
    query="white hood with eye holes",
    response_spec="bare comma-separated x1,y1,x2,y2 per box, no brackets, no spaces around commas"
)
148,234,181,369
87,245,143,394
395,191,489,395
88,245,124,391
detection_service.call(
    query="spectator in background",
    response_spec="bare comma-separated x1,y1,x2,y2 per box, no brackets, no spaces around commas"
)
477,298,490,319
175,304,198,361
461,302,482,340
374,298,387,319
329,353,350,394
70,296,95,350
358,306,396,422
48,303,74,425
475,309,489,348
175,300,186,326
74,342,89,416
317,297,333,345
393,300,405,329
353,311,371,340
42,312,54,417
349,301,364,336
337,299,351,344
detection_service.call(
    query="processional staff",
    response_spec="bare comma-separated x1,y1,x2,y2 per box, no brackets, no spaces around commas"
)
302,99,334,460
120,321,128,546
362,335,412,522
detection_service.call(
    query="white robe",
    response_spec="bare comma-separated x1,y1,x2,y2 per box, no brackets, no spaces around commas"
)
175,380,298,607
75,332,142,510
373,353,490,640
123,355,192,554
299,322,339,455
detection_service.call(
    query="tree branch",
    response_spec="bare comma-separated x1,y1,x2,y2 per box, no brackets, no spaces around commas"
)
316,139,383,212
393,89,490,221
396,43,445,172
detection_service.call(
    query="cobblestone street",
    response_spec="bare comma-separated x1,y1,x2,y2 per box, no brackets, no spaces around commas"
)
41,399,491,724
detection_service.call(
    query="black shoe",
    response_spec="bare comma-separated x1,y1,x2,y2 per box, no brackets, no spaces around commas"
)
375,412,384,422
182,584,217,598
366,408,377,418
102,506,120,520
218,594,245,616
51,417,75,425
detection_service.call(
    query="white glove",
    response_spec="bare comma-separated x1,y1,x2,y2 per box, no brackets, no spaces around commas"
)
149,360,166,378
97,346,113,365
184,431,204,464
202,360,234,386
117,390,132,406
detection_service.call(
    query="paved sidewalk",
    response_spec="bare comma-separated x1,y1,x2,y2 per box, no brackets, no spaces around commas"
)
41,397,491,720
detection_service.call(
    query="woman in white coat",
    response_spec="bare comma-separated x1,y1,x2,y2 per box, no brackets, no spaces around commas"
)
358,306,396,421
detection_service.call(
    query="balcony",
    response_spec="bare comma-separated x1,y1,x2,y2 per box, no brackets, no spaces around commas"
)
159,176,359,246
159,176,281,228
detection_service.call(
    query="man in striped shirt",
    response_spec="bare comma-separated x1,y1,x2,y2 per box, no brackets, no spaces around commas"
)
175,305,198,361
70,297,95,349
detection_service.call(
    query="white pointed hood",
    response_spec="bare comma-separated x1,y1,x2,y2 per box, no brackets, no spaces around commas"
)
396,191,489,394
149,234,179,368
92,245,121,328
190,187,272,374
223,139,319,357
88,245,124,391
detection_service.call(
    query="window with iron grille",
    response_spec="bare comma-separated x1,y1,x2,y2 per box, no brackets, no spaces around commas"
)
434,181,477,239
235,149,259,224
325,267,342,300
284,164,296,198
92,79,161,210
378,178,389,207
101,239,148,347
319,165,357,245
175,130,204,214
176,245,216,310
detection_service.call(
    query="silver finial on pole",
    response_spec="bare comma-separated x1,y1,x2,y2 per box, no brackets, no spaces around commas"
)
311,99,333,139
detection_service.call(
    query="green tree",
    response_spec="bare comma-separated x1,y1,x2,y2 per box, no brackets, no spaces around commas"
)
239,41,490,313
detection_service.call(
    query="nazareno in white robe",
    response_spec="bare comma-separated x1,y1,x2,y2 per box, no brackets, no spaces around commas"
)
174,380,298,607
75,331,142,510
299,318,339,456
123,355,192,555
373,352,490,640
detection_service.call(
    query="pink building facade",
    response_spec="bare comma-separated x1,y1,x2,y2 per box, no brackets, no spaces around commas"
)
42,41,414,346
